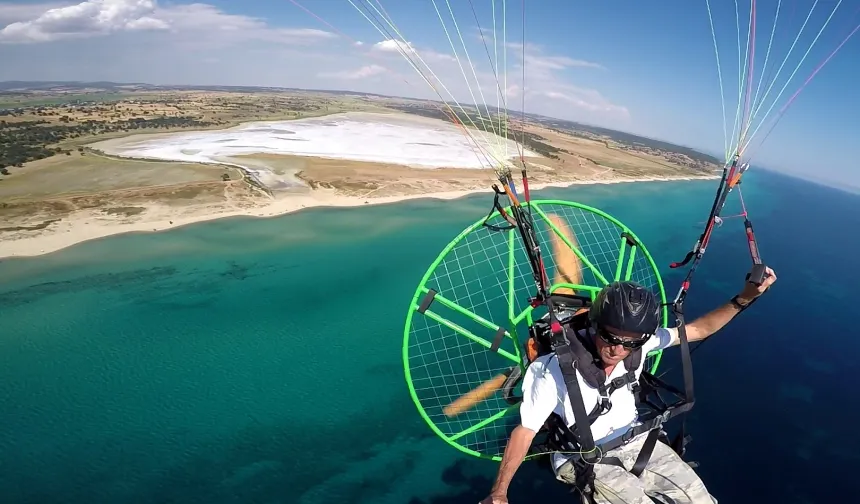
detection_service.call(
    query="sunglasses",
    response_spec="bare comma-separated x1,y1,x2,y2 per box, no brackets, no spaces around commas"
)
596,326,650,349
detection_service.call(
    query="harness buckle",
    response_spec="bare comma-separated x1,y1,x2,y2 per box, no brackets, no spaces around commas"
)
597,383,611,402
620,426,637,445
597,387,612,415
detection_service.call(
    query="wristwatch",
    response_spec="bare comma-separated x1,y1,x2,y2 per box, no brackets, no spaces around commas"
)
730,295,751,310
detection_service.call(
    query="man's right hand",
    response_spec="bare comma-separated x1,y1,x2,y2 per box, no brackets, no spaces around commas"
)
479,493,508,504
737,265,776,304
481,425,536,504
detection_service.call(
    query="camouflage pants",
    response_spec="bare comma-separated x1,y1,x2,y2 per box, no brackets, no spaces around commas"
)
554,432,717,504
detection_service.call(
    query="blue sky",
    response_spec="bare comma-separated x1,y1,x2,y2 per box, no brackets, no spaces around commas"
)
1,0,858,186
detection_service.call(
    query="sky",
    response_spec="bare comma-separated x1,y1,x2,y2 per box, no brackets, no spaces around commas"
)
0,0,858,186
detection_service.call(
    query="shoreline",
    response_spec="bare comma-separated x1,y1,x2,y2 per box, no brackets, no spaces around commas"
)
0,174,718,260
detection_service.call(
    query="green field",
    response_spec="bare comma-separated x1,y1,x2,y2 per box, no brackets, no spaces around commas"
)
0,92,146,109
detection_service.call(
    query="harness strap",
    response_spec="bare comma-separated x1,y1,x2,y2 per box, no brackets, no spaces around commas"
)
670,305,696,458
594,385,694,455
630,428,661,477
555,344,600,462
589,370,638,421
675,307,695,407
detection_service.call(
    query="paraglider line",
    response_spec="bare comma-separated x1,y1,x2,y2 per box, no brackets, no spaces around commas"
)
521,0,527,161
748,0,783,143
431,0,505,151
287,0,356,41
704,0,729,161
738,0,757,150
467,0,526,163
746,15,860,158
742,0,843,156
348,0,497,167
287,0,493,169
737,185,749,216
743,0,818,145
669,155,736,305
727,0,749,159
755,0,794,126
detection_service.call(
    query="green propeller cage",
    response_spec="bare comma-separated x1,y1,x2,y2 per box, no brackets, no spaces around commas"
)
402,199,669,462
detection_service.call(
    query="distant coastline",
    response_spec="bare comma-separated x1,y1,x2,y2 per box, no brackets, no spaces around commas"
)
0,174,717,260
1,85,720,261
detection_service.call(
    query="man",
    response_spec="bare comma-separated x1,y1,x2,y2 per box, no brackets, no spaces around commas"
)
480,216,777,504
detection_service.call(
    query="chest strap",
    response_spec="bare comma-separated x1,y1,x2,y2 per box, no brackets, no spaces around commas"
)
587,369,639,422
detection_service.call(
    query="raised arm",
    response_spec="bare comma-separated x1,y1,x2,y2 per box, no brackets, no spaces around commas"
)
667,266,777,346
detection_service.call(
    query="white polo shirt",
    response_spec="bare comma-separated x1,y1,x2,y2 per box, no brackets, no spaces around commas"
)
519,326,676,469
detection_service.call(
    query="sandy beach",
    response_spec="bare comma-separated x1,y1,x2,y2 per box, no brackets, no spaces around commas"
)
1,108,722,260
0,174,717,259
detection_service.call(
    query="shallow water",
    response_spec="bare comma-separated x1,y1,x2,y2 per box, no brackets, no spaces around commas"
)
1,170,858,504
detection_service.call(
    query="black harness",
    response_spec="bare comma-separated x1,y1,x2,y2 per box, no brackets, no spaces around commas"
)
538,311,643,419
506,293,696,503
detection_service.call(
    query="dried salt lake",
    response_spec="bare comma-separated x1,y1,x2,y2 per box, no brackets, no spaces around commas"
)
92,112,531,189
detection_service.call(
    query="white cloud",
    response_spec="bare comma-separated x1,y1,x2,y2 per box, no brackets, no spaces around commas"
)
542,90,627,115
495,42,627,121
0,0,337,44
372,38,455,63
529,54,604,71
155,4,335,50
0,2,68,24
373,39,411,54
320,64,387,80
0,0,168,43
507,42,605,72
0,1,629,127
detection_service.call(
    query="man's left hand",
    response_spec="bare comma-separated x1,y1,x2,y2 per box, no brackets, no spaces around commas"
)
738,266,777,303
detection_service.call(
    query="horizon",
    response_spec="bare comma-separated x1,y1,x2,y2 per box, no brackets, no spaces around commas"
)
3,77,818,179
0,78,705,136
1,0,857,188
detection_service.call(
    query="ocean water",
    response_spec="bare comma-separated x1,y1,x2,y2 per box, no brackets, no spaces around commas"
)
1,169,857,504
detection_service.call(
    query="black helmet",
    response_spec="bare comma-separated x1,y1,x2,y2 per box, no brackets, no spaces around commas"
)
589,281,661,335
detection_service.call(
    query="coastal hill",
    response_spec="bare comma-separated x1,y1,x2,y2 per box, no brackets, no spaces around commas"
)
0,81,720,258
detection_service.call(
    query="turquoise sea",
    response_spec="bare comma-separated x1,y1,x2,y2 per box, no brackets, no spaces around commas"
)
1,170,857,504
